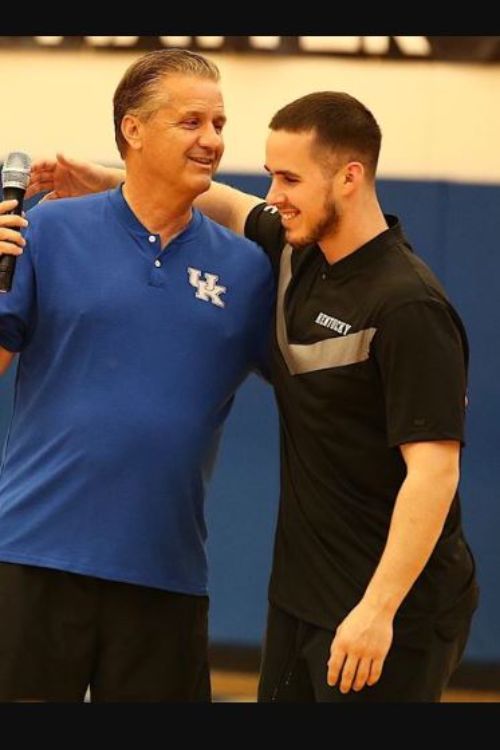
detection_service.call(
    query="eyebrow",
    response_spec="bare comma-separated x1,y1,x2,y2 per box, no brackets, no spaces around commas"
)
180,109,227,124
264,165,301,179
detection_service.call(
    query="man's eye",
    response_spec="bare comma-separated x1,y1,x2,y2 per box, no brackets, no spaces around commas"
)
182,120,199,128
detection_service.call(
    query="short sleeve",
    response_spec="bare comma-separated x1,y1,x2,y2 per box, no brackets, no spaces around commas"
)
245,203,286,274
373,300,468,446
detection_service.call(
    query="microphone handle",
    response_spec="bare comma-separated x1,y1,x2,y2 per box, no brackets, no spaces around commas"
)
0,185,25,293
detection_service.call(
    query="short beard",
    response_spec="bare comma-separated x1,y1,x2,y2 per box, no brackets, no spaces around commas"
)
288,195,340,249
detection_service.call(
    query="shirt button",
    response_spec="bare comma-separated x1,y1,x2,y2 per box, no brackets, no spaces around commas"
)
321,273,327,280
148,235,156,243
154,259,162,268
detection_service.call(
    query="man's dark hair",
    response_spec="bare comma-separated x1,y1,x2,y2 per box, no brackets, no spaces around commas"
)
269,92,382,179
113,49,220,158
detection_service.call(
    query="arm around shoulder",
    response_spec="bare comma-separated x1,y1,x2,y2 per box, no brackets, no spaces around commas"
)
194,182,263,236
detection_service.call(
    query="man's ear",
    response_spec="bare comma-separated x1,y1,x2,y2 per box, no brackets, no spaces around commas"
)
344,162,363,183
341,162,364,192
121,114,143,152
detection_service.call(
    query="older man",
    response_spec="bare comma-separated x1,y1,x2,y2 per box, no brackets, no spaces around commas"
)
0,49,274,702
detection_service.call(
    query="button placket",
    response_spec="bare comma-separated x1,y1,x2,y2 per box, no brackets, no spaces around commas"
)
148,235,163,269
146,234,165,287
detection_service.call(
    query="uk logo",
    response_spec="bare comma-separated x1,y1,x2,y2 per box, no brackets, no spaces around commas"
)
187,267,227,308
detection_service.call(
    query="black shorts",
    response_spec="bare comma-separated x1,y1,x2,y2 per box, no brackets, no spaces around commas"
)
0,561,211,702
258,603,472,702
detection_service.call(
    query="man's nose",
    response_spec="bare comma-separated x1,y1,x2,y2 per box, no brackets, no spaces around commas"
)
198,125,223,150
265,183,285,206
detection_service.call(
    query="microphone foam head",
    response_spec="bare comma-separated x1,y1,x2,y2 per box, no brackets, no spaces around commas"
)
2,151,32,191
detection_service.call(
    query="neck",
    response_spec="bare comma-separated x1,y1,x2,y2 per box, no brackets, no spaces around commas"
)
319,198,388,265
122,171,195,247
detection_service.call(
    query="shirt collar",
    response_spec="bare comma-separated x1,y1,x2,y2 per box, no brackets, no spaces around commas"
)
321,215,409,278
107,184,202,243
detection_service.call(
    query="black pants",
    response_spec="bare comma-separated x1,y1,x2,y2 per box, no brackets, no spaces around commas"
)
258,603,472,702
0,562,211,702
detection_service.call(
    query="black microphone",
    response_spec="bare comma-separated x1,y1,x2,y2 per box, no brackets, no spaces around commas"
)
0,151,32,293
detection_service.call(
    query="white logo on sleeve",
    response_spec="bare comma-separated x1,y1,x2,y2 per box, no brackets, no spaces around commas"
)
187,267,227,308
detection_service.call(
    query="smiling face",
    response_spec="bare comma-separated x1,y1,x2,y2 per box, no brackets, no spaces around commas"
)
123,73,226,199
264,129,344,248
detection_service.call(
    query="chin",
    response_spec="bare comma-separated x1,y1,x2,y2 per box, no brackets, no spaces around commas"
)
198,175,213,191
187,174,213,196
285,230,309,248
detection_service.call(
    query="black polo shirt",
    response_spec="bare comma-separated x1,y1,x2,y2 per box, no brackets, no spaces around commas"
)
245,204,478,647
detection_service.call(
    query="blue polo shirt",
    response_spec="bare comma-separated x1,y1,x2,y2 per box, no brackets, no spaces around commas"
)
0,186,274,594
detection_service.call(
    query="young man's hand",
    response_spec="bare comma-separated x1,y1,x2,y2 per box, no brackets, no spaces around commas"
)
27,153,123,201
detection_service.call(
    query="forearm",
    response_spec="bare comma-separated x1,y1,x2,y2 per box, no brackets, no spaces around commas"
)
362,454,459,617
194,181,261,235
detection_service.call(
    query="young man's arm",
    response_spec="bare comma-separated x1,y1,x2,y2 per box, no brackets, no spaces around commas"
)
27,155,262,236
27,154,125,201
327,298,469,695
326,439,460,694
194,182,262,236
